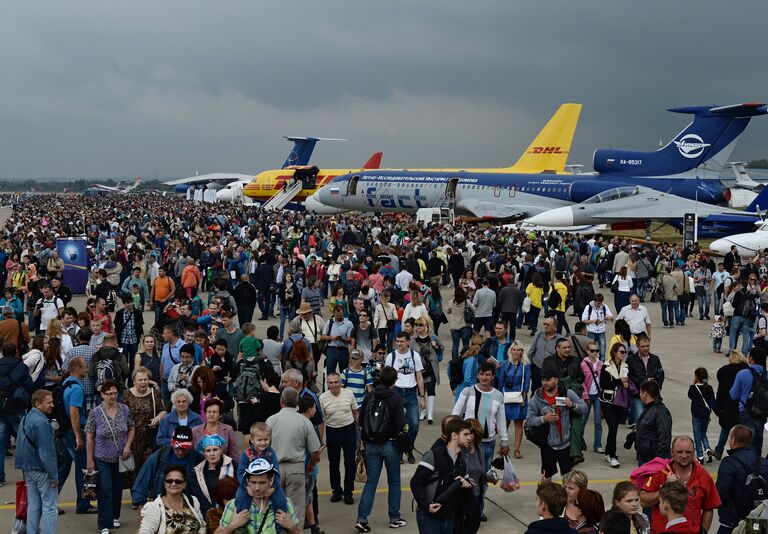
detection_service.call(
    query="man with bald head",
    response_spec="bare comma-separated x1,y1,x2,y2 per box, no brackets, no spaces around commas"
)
640,435,721,534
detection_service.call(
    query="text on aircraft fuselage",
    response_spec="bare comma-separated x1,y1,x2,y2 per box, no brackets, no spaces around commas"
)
365,187,427,209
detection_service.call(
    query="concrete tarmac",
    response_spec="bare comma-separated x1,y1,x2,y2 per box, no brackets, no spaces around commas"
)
0,291,733,533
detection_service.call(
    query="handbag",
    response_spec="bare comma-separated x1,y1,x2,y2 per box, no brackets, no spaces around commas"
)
15,480,27,520
311,316,327,354
355,453,367,483
503,362,525,404
100,405,135,473
381,304,397,330
82,470,99,500
611,279,619,294
522,297,532,314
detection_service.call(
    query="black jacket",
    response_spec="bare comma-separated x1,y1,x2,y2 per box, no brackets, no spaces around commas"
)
688,383,718,420
717,362,749,428
716,446,768,527
114,308,144,344
0,355,35,414
541,355,584,392
360,385,405,442
410,439,469,520
625,352,664,392
525,518,578,534
635,399,672,459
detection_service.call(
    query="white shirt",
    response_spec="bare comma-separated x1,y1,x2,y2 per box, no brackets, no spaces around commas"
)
582,302,613,334
319,388,357,428
36,296,64,329
617,304,652,334
395,270,413,290
386,347,424,389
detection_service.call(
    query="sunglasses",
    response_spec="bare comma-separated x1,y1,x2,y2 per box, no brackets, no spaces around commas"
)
164,478,185,485
588,349,599,353
617,350,627,354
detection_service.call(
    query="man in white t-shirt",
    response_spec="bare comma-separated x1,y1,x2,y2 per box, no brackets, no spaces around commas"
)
386,331,425,464
33,283,64,334
581,293,613,361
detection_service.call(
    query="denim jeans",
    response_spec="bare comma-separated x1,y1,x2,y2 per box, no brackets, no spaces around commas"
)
697,289,711,318
357,441,402,523
450,326,472,361
279,305,296,340
395,386,419,451
417,509,454,534
528,306,541,332
326,346,350,375
258,289,272,319
24,470,59,534
729,315,754,353
327,423,357,497
675,298,687,325
740,412,765,457
692,417,711,458
582,394,603,450
628,396,643,425
95,458,124,530
636,278,649,302
0,413,21,482
660,300,678,327
480,440,494,512
587,331,606,361
57,430,90,511
715,426,731,456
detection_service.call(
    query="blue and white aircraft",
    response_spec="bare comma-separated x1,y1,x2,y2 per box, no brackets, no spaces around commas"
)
312,103,768,219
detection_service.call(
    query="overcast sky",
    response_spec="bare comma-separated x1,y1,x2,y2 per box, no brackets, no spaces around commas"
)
1,1,766,179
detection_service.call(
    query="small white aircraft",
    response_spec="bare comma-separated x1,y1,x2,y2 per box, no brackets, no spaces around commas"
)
87,176,141,193
710,221,768,257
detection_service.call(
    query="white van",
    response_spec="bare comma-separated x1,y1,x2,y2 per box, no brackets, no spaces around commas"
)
416,207,454,227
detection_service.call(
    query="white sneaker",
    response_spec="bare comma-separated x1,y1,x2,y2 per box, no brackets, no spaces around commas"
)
114,519,121,528
605,454,611,464
101,530,110,534
609,457,621,468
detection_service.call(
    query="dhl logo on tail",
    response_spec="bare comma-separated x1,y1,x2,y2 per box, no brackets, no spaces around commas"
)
527,146,567,154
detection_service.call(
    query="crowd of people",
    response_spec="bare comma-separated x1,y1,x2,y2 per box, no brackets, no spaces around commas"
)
2,192,768,534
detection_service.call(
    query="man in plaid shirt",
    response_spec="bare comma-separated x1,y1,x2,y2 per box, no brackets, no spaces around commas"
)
63,328,97,409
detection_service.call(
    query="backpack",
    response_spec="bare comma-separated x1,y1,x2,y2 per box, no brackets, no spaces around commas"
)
446,357,462,391
744,296,759,324
733,455,768,519
233,360,269,402
747,368,768,419
547,287,562,310
50,380,78,437
362,394,392,445
717,276,732,298
476,260,489,280
94,358,120,392
106,288,118,312
629,457,672,491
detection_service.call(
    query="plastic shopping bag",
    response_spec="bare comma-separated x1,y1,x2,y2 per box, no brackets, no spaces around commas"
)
500,454,520,492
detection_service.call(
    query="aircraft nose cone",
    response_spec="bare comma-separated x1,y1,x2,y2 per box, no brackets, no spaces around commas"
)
527,207,575,227
305,196,345,214
709,238,731,255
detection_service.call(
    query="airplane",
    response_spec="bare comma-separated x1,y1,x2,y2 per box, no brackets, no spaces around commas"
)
260,103,584,213
162,136,344,200
83,176,142,195
312,102,768,219
726,162,762,208
710,220,768,257
525,184,768,238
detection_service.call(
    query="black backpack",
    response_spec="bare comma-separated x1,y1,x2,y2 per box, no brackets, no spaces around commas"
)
233,359,273,402
448,356,464,392
733,455,768,519
746,368,768,419
476,261,489,280
547,287,562,309
362,394,392,445
51,380,78,437
93,358,120,392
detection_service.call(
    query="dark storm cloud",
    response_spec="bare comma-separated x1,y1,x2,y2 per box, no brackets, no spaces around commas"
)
0,1,766,178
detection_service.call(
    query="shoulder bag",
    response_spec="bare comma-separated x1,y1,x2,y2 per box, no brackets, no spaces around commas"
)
503,362,525,404
99,405,135,473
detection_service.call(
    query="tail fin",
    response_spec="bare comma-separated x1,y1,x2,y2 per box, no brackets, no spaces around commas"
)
746,186,768,213
729,161,761,189
282,136,347,168
362,152,383,169
508,103,582,174
594,103,768,177
124,176,141,192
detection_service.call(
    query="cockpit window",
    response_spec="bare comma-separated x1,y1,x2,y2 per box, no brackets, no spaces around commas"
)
582,186,640,204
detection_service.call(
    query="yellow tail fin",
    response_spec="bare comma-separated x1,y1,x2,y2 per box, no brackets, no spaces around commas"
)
508,103,582,174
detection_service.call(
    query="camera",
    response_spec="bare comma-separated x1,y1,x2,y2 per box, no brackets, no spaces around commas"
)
624,431,636,450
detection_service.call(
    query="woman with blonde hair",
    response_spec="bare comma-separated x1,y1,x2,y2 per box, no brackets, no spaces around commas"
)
402,289,428,323
411,317,444,424
499,341,530,458
563,470,589,530
135,334,162,386
714,349,750,459
46,317,73,356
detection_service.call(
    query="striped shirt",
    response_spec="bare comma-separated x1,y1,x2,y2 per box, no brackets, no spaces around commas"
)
64,343,97,398
341,367,372,407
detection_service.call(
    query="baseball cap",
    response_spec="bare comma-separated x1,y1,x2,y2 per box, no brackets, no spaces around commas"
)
171,426,193,449
246,458,275,476
350,349,362,359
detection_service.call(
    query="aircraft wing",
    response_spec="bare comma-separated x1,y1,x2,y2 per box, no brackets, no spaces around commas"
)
457,198,529,220
163,173,254,186
527,186,749,226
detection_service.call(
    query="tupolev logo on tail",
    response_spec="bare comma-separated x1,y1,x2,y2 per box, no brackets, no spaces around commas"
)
673,134,711,159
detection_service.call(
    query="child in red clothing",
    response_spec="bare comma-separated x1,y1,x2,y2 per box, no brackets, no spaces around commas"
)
658,482,700,534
